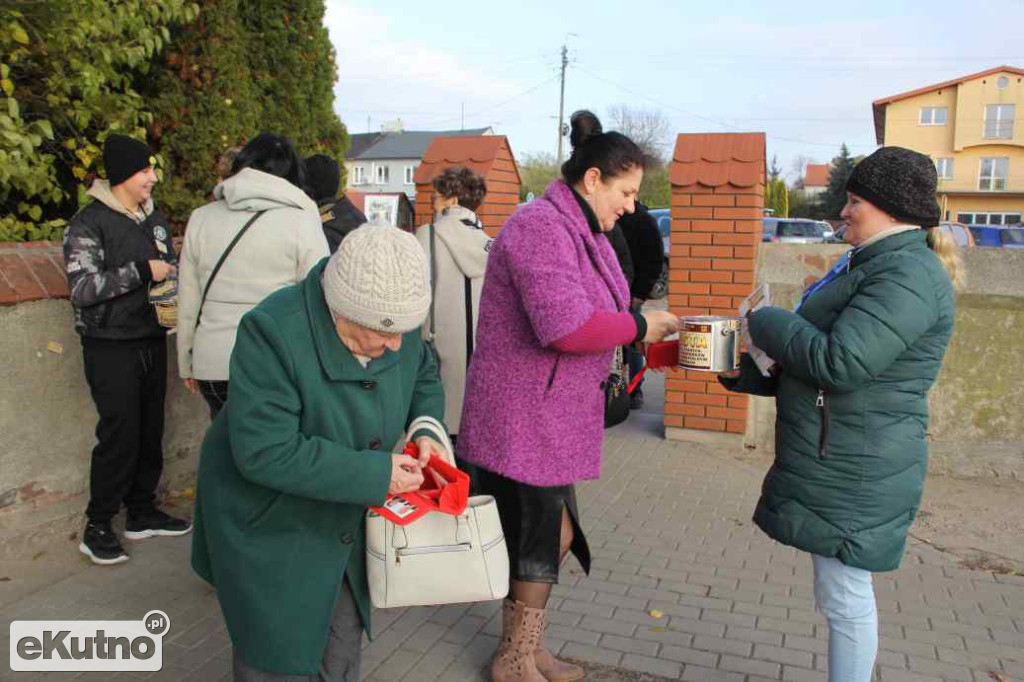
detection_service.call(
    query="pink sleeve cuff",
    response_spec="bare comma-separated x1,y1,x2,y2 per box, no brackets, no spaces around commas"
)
550,311,638,354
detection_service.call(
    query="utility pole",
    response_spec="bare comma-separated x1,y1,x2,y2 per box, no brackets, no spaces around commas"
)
556,42,569,165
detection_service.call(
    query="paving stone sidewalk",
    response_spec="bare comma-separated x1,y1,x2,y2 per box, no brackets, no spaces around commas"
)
2,375,1022,682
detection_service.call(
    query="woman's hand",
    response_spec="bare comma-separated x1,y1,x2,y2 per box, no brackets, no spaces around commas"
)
413,436,444,468
642,310,679,343
183,378,199,395
389,454,424,495
718,369,741,380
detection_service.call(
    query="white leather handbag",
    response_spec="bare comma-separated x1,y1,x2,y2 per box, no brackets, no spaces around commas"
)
366,416,509,608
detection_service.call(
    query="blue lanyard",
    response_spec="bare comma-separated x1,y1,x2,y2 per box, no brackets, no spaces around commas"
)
795,250,852,312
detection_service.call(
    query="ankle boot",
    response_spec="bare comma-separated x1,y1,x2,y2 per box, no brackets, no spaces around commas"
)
491,599,546,682
501,600,585,682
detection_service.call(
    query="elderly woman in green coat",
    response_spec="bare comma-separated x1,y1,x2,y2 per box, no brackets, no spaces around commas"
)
722,147,961,682
191,223,446,681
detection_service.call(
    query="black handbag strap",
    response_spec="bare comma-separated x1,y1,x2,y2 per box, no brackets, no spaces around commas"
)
196,210,266,328
428,222,437,339
464,275,474,367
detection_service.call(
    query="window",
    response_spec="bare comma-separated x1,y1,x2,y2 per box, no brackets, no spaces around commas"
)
374,164,389,184
997,76,1009,90
958,212,1021,225
935,158,954,180
777,220,827,238
984,104,1015,139
352,166,365,186
1003,228,1024,245
979,157,1009,190
657,216,671,238
919,107,948,125
404,165,415,185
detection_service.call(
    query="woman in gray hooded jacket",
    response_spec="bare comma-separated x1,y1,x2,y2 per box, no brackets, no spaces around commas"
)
415,166,492,442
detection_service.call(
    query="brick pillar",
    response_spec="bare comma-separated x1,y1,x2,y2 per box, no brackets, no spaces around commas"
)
663,133,766,436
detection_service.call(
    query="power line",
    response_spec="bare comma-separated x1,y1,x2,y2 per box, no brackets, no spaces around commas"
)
571,64,877,150
412,74,561,129
570,50,1024,65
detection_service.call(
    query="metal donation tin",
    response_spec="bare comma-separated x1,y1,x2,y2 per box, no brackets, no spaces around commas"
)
678,316,741,372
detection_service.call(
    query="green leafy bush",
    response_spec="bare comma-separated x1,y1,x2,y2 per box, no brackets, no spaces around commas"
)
1,1,200,230
2,0,350,238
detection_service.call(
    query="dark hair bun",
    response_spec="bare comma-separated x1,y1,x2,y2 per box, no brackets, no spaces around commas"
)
569,110,603,150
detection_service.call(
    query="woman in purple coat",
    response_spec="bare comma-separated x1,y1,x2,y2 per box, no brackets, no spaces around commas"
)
458,111,679,682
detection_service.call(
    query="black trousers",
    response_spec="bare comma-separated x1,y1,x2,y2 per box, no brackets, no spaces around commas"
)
197,379,229,420
82,338,167,524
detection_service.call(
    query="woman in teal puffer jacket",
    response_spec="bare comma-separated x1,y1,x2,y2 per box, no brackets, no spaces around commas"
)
722,147,961,682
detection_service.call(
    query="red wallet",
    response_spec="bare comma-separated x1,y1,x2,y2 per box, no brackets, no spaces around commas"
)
369,442,471,526
627,340,679,394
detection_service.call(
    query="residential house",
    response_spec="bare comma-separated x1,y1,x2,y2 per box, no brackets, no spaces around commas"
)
803,163,830,198
872,66,1024,225
345,122,493,199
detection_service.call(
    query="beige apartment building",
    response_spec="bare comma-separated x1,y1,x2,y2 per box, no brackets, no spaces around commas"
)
872,66,1024,225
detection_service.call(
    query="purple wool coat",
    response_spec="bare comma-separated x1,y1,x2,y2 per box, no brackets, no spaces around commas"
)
457,180,631,486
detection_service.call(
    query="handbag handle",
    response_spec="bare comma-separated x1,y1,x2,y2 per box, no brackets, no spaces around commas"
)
406,415,454,466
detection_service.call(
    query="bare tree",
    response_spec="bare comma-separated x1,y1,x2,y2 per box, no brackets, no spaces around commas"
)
789,154,814,189
607,104,671,166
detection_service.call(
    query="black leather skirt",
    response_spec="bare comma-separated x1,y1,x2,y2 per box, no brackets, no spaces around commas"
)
475,467,591,583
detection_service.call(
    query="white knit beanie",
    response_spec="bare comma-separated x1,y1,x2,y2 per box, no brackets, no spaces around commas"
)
323,223,431,333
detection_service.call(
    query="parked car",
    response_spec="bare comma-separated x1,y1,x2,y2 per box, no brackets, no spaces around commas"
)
817,221,840,243
969,225,1024,249
648,208,671,299
937,222,976,248
762,218,831,243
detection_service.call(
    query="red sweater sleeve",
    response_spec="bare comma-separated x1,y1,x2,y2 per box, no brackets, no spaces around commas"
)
550,311,638,354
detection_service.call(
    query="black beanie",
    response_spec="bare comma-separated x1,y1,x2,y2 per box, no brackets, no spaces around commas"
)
103,134,154,187
304,154,341,202
845,146,941,228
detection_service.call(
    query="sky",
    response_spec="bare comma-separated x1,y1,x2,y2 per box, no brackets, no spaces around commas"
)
324,0,1024,180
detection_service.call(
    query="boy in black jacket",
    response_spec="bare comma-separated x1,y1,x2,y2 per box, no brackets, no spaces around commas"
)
63,134,191,565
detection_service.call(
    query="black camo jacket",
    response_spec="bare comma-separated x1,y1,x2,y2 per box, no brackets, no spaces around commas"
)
62,190,176,341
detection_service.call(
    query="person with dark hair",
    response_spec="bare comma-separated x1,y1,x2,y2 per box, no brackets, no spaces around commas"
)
605,223,634,288
720,146,960,682
230,132,306,189
63,134,191,565
177,133,328,419
215,145,243,185
414,166,491,463
457,111,678,682
304,154,367,253
619,200,665,408
430,165,488,212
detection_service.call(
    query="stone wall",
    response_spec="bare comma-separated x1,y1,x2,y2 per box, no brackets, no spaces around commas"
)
745,244,1024,479
0,297,207,559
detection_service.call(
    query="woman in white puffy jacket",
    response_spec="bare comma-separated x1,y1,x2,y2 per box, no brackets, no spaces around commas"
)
177,133,329,418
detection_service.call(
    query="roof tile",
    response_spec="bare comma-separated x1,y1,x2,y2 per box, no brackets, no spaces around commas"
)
670,133,765,189
413,135,521,185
